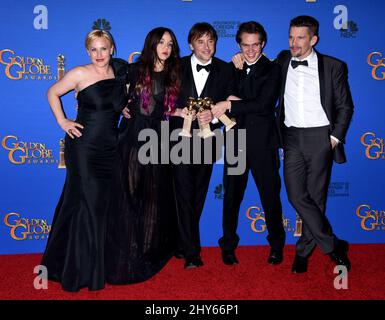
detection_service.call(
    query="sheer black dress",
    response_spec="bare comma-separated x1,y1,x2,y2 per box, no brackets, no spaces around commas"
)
105,63,177,284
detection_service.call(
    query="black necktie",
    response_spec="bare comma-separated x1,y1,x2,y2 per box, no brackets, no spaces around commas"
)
196,64,211,72
291,60,308,69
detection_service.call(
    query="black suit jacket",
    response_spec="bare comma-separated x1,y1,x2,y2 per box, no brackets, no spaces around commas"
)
170,55,235,132
276,50,354,163
230,55,281,150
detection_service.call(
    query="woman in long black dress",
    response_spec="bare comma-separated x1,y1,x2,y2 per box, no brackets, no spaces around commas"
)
106,27,184,284
41,30,127,292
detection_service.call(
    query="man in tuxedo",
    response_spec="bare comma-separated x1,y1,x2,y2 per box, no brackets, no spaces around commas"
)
276,16,354,273
170,22,235,269
211,21,285,266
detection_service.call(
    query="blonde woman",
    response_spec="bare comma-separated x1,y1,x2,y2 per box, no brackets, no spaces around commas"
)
41,29,127,292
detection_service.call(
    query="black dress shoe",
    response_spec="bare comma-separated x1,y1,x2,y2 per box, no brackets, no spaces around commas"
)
329,251,351,271
174,251,185,259
221,251,239,265
267,248,283,265
184,256,204,269
291,254,308,273
336,240,349,253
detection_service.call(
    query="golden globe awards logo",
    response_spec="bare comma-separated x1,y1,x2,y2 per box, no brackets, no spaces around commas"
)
246,206,294,234
367,52,385,80
0,49,55,80
328,182,349,197
356,204,385,231
360,132,385,160
246,206,267,233
213,21,240,38
3,212,51,240
1,135,58,165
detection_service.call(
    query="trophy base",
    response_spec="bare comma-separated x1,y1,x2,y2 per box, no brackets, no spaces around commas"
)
178,130,192,138
294,220,302,237
224,121,236,132
197,129,215,139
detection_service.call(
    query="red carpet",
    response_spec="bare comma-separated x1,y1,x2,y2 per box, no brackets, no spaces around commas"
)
1,244,384,300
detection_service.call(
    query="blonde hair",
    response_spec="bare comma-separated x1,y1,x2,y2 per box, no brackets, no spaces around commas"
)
85,30,116,55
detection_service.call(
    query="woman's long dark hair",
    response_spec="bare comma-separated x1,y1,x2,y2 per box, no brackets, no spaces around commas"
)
135,27,181,115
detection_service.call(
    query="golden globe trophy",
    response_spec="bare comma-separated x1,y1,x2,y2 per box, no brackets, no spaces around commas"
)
294,213,302,237
205,97,236,132
58,138,66,169
195,98,215,139
178,97,196,138
57,54,65,80
57,54,66,169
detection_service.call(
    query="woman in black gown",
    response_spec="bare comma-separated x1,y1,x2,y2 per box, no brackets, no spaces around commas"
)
105,27,184,284
41,30,127,292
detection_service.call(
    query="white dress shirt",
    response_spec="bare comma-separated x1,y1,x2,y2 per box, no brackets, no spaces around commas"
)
191,54,212,97
284,49,330,128
284,50,339,143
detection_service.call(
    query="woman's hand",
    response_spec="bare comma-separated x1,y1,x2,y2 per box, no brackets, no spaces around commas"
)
58,118,84,139
172,107,196,120
173,108,184,118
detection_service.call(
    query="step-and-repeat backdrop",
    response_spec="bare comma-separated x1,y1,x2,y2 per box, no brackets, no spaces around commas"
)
1,0,384,254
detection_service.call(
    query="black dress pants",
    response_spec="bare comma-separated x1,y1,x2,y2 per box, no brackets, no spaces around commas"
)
219,144,285,252
283,125,337,257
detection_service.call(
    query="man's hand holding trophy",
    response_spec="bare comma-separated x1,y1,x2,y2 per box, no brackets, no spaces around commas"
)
178,96,237,139
195,97,216,139
204,97,236,132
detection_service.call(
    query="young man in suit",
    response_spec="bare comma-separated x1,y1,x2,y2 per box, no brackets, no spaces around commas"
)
276,16,354,273
170,22,235,269
211,21,285,266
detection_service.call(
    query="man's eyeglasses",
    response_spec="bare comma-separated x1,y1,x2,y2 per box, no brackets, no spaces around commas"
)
240,43,262,50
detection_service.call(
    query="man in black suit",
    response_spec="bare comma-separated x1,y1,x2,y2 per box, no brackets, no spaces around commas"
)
170,22,235,269
212,21,285,266
276,16,354,273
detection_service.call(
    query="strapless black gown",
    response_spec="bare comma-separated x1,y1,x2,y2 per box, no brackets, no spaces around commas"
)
105,64,177,284
41,60,127,292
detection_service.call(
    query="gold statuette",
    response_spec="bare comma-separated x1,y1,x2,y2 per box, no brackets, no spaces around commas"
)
58,138,66,169
195,98,215,139
57,54,67,169
206,97,236,132
178,97,195,138
294,213,302,237
57,54,65,80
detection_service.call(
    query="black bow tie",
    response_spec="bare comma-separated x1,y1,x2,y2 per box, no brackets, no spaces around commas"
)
291,60,308,69
196,64,211,72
